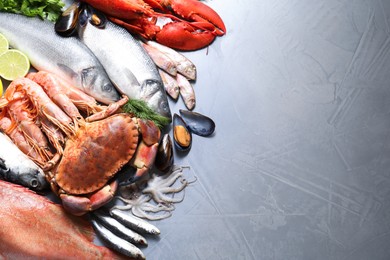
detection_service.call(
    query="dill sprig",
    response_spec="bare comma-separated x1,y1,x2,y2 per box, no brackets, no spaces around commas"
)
122,99,171,129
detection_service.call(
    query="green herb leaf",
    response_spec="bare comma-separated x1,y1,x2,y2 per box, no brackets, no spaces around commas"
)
0,0,65,22
122,99,171,129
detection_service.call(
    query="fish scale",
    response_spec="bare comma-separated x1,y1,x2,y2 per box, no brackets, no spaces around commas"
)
0,12,121,105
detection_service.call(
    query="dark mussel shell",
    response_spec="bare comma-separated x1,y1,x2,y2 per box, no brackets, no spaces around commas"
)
179,109,215,137
78,4,108,29
173,113,192,152
55,2,82,36
155,134,174,173
87,5,108,28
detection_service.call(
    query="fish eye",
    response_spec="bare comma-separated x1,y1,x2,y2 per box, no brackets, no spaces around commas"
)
102,83,113,92
161,101,169,112
30,179,39,188
0,158,9,172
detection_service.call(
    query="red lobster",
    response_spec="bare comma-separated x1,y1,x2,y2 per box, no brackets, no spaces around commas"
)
81,0,226,51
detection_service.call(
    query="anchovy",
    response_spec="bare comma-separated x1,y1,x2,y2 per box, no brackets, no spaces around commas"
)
0,12,120,104
0,132,48,191
110,209,161,235
92,210,148,246
77,8,172,120
91,218,146,260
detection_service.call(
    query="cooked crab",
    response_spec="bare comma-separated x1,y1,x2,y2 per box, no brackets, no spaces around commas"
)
47,112,160,216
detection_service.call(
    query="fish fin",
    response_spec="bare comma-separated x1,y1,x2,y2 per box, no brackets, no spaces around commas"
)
141,79,161,98
81,67,96,91
124,68,140,87
57,63,79,81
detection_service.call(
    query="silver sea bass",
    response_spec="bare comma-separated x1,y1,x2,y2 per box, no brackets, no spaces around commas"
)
0,132,48,191
77,11,172,120
0,12,120,104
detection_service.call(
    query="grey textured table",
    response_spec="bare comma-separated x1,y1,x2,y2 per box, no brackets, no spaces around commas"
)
143,0,390,259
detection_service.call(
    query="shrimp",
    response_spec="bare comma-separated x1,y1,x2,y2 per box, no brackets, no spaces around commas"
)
6,77,76,137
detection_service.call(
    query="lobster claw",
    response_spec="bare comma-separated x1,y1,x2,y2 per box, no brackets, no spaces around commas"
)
156,22,216,51
164,0,226,36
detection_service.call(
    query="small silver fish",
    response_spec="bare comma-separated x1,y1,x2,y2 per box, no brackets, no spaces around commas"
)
91,218,146,260
110,209,161,235
0,132,48,191
92,210,148,246
0,12,120,104
77,9,172,120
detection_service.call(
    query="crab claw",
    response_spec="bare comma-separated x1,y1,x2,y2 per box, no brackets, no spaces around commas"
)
121,119,161,184
156,22,216,51
60,180,118,216
165,0,226,35
132,141,159,182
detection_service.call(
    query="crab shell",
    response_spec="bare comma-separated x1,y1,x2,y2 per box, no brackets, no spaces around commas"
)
47,114,138,217
55,114,138,195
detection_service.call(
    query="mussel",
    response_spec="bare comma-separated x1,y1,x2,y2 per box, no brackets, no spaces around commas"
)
84,5,108,29
55,2,82,36
155,134,174,173
173,113,192,152
179,109,215,137
55,2,107,37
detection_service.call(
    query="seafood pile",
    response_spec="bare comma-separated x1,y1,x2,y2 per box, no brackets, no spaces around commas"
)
0,0,224,258
0,72,162,216
0,71,178,259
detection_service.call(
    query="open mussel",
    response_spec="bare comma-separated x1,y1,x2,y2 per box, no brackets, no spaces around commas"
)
179,109,215,137
55,2,82,36
173,113,192,152
155,134,174,173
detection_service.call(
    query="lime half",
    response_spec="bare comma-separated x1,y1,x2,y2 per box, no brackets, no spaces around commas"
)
0,34,9,56
0,50,30,81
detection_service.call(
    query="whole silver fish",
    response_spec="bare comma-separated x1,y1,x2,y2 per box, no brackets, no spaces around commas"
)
92,209,148,246
77,9,172,120
0,132,48,191
110,209,161,235
91,218,146,260
0,12,120,104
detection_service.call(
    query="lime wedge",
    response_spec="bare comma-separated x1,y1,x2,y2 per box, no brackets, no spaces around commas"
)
0,78,3,96
0,50,30,81
0,34,9,55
